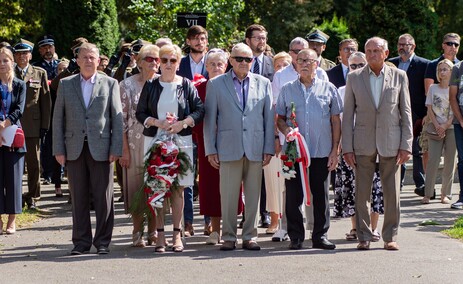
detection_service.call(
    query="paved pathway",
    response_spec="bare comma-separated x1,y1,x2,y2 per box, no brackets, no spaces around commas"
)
1,181,462,283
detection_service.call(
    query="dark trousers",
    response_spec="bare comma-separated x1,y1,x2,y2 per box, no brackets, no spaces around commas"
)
286,157,330,242
0,148,25,214
24,137,40,199
40,129,54,180
67,142,114,249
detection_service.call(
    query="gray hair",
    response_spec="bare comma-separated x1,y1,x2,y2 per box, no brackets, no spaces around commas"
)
348,52,366,64
289,37,309,50
205,48,229,64
231,43,252,57
365,36,388,51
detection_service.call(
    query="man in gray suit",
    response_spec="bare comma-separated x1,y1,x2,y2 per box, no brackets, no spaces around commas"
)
53,43,123,255
204,43,275,251
342,37,413,251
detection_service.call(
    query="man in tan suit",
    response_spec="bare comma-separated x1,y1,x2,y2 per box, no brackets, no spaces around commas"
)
342,37,413,251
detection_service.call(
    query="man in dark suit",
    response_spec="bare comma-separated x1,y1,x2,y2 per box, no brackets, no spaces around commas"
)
177,25,209,237
177,25,209,80
327,39,359,88
389,34,430,195
53,43,123,255
204,43,275,250
13,39,51,210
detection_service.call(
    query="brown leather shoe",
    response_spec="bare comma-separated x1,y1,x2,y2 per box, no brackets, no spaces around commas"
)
220,241,236,251
357,241,370,250
184,223,194,237
242,240,261,251
384,242,399,250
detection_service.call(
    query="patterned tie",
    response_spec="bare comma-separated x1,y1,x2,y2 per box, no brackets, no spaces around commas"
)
253,58,260,74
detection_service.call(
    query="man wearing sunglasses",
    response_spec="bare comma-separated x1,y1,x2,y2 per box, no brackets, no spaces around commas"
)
327,39,359,88
342,37,413,251
425,33,460,93
389,34,430,197
204,43,275,251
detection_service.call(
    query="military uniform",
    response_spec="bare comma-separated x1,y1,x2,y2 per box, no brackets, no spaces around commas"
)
319,57,336,71
33,59,59,80
306,29,336,71
13,40,52,202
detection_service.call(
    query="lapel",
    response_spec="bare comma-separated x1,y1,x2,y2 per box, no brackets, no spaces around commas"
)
378,65,392,107
87,73,102,109
224,70,243,111
71,74,86,110
406,57,416,76
21,65,33,82
245,74,257,112
361,67,376,108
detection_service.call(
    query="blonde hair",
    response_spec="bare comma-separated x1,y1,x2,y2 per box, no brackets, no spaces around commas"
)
0,47,15,92
159,44,182,62
436,59,454,82
273,52,292,67
137,44,160,68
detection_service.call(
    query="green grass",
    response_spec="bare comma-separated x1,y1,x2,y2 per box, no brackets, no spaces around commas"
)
1,208,43,229
443,216,463,241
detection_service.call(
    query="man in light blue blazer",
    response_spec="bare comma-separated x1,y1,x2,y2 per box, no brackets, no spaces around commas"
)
53,43,123,255
204,43,275,251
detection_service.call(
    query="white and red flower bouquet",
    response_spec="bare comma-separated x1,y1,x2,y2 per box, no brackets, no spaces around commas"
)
131,113,193,217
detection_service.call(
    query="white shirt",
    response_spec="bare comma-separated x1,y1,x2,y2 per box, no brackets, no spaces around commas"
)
80,73,97,108
189,55,205,76
341,63,349,81
369,66,384,109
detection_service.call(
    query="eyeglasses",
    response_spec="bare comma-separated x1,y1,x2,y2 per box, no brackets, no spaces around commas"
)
290,49,302,54
398,43,413,47
342,47,357,53
160,58,178,64
296,58,316,65
251,36,267,41
444,42,460,47
143,56,160,63
232,56,253,63
349,63,365,70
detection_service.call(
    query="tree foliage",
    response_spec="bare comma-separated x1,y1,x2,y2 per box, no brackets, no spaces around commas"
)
44,0,120,58
346,0,439,59
313,14,351,62
239,0,333,53
127,0,244,49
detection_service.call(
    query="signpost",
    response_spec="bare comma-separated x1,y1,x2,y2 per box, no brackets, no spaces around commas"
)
177,12,207,28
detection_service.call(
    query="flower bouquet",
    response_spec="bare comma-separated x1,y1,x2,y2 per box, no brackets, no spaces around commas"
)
281,102,311,206
131,113,193,218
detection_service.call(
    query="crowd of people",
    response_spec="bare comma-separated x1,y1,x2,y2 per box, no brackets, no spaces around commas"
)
0,23,462,254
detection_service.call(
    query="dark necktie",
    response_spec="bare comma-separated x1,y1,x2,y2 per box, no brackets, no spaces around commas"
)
253,58,260,74
241,81,246,109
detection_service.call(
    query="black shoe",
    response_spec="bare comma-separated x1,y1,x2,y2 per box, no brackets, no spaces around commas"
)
42,178,52,185
312,238,336,250
238,217,244,229
430,190,436,200
71,246,90,255
26,198,37,210
260,212,271,228
117,196,124,202
97,246,110,255
289,239,303,250
414,187,425,197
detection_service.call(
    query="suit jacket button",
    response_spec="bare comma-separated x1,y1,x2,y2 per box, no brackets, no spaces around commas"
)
82,130,85,133
243,129,247,131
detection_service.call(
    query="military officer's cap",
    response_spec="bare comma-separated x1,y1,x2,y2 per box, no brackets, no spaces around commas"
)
131,39,151,54
13,39,34,52
306,29,330,44
38,35,55,47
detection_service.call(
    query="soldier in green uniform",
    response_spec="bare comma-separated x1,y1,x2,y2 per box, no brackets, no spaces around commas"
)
306,29,336,71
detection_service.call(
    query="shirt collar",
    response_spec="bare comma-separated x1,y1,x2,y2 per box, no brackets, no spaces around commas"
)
400,53,415,63
80,72,97,83
189,54,205,65
368,65,385,77
341,63,349,72
231,70,250,82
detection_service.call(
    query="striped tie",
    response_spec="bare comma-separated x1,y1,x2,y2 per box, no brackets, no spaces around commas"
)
253,58,260,74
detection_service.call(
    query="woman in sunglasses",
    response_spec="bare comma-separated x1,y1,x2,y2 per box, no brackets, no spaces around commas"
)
119,44,161,248
333,52,384,242
136,44,204,252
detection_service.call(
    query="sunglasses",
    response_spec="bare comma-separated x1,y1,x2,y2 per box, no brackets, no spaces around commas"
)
290,49,302,54
444,42,460,47
143,56,160,63
349,63,365,70
232,56,253,63
160,58,178,64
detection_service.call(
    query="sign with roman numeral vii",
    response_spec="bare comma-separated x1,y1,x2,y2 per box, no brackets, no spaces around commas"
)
177,13,207,28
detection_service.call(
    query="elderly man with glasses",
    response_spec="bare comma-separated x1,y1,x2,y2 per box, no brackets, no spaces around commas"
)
276,48,342,250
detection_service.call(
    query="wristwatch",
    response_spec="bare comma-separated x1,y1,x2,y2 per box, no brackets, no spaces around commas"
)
182,122,188,129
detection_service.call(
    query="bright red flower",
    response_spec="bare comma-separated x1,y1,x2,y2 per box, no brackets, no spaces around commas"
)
284,161,293,167
280,155,289,161
147,165,157,177
144,187,152,194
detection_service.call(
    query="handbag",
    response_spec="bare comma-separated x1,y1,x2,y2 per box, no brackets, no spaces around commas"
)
426,122,444,141
1,96,25,148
